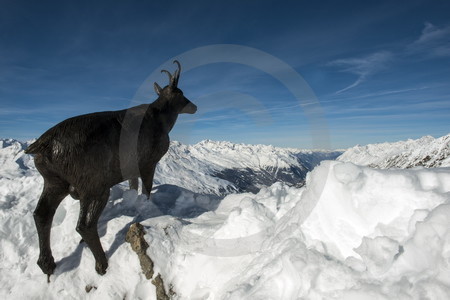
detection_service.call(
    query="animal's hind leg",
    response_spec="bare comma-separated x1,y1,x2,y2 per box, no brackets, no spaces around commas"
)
34,180,69,277
76,190,109,275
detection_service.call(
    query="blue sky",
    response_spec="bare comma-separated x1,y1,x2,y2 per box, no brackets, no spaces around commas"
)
1,0,449,149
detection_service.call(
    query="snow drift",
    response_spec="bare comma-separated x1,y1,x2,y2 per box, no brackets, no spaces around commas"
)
1,136,449,299
140,161,450,299
338,134,450,169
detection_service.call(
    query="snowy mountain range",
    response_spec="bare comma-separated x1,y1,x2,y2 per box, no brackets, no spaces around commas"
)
157,140,341,195
0,138,341,196
338,134,450,168
3,134,448,198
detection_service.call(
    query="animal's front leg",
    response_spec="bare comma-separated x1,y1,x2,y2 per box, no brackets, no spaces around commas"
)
76,190,109,275
129,177,139,191
140,164,156,199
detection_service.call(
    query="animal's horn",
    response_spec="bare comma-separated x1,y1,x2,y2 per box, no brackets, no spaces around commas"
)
173,60,181,87
161,69,174,86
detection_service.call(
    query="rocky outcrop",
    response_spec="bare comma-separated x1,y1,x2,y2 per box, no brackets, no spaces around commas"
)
126,223,171,300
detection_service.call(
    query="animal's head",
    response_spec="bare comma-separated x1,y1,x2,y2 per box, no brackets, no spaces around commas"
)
154,60,197,114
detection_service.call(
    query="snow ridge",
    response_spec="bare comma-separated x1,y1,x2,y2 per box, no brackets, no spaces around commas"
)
338,134,450,168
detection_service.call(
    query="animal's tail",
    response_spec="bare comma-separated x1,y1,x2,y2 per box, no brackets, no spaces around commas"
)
25,137,50,154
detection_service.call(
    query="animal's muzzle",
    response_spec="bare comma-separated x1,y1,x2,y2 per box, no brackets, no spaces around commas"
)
181,102,197,114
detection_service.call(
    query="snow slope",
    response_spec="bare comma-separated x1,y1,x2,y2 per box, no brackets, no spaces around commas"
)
338,134,450,168
1,136,449,299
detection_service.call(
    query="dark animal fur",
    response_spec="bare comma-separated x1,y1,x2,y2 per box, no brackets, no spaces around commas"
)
26,61,196,276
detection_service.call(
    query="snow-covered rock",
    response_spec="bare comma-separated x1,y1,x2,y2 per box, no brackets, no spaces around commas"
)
338,134,450,168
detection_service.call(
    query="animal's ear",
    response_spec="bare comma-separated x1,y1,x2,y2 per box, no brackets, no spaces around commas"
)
154,82,162,95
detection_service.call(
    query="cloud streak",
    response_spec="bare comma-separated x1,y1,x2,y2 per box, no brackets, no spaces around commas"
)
328,51,393,94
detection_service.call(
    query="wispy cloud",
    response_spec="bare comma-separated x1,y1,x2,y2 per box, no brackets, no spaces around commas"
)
324,86,432,102
354,86,429,98
326,22,449,95
407,22,450,58
326,98,450,116
328,51,393,94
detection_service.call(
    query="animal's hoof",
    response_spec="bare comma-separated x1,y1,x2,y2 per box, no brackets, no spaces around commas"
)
37,256,56,275
95,260,108,275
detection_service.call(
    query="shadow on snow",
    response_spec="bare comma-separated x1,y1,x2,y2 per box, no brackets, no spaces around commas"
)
55,183,221,274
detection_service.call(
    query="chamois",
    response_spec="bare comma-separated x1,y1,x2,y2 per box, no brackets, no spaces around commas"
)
26,60,197,278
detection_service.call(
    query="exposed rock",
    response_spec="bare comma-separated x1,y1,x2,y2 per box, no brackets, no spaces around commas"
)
125,223,172,299
152,275,169,300
125,223,154,279
85,285,97,293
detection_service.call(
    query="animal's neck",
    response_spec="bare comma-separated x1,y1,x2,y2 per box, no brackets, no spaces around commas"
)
159,111,178,133
149,99,178,133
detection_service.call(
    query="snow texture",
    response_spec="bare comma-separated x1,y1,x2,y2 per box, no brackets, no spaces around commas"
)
0,137,449,299
338,134,450,168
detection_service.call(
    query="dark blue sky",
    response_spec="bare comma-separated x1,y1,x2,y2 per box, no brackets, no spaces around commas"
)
1,0,449,148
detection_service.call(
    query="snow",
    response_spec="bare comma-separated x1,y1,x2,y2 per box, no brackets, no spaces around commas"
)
0,139,35,179
301,161,450,260
0,137,449,299
338,134,450,168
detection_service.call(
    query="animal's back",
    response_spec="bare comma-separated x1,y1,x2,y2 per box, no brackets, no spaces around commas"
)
26,110,126,158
